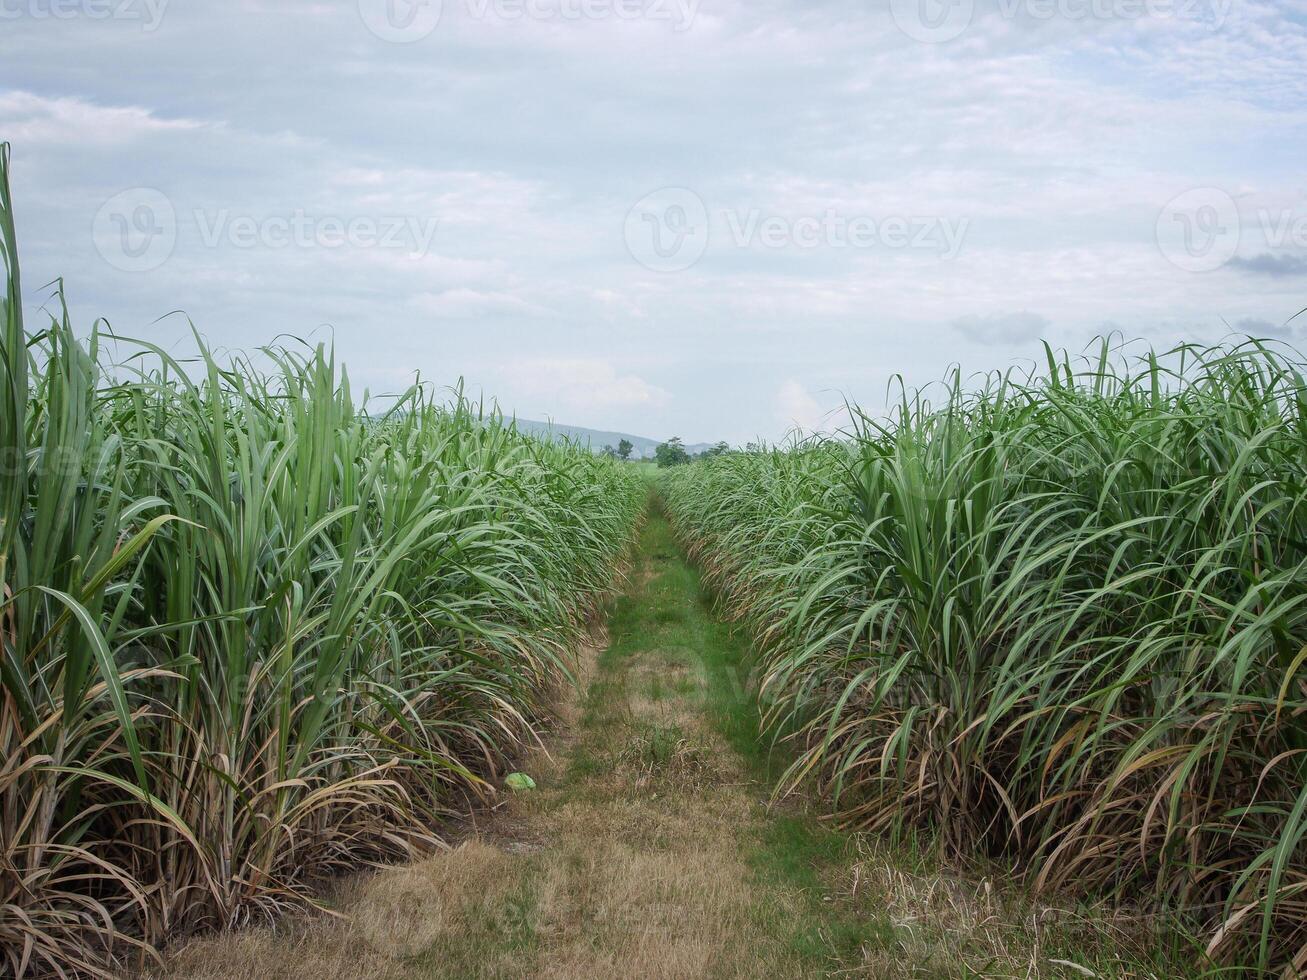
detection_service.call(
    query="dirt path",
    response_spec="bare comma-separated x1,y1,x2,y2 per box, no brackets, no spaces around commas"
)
162,509,853,979
161,506,1163,980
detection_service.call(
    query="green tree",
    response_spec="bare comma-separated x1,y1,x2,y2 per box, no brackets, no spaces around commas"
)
654,437,690,467
617,438,634,461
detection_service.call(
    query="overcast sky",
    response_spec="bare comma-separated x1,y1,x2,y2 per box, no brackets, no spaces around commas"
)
2,0,1305,444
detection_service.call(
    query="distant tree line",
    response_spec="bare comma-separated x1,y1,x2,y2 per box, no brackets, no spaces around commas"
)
601,436,742,466
654,437,732,467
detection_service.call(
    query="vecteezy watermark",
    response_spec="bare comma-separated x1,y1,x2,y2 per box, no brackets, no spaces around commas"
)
357,0,443,42
358,0,698,41
722,210,969,256
1156,187,1307,273
890,0,975,42
93,189,177,273
891,0,1230,43
0,0,169,30
1155,187,1240,273
623,186,970,273
93,188,440,272
193,211,440,256
624,188,711,273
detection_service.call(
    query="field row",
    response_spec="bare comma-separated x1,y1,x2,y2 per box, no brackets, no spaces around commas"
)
0,151,645,977
662,341,1307,974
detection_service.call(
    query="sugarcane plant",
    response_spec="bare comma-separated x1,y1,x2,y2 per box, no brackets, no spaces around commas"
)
663,339,1307,974
0,144,644,977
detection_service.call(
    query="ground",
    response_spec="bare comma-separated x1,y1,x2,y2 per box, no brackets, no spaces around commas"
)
157,503,1188,979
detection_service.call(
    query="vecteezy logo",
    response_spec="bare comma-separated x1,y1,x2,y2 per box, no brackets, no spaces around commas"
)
890,0,974,42
624,187,710,273
1155,187,1240,273
92,188,177,272
357,0,442,42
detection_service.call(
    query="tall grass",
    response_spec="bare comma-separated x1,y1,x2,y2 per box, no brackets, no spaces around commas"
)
663,340,1307,973
0,144,643,977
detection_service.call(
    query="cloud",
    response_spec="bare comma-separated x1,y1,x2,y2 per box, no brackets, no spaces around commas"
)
1228,253,1307,278
329,167,547,226
0,90,204,146
1231,316,1299,338
500,358,671,416
5,0,1307,443
410,288,551,318
952,311,1051,343
774,380,828,435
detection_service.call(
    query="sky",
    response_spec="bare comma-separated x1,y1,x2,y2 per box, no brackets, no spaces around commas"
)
2,0,1306,445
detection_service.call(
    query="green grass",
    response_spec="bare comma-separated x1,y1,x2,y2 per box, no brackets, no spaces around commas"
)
601,508,890,971
605,506,782,775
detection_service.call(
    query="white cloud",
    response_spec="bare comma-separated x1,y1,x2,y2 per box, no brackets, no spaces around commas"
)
329,167,547,225
410,288,552,318
500,358,671,416
774,380,825,435
0,90,204,146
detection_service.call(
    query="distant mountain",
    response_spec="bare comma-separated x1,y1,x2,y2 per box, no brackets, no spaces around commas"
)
515,420,714,459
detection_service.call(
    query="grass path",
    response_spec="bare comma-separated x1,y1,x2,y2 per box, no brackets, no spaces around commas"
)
163,500,1170,979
